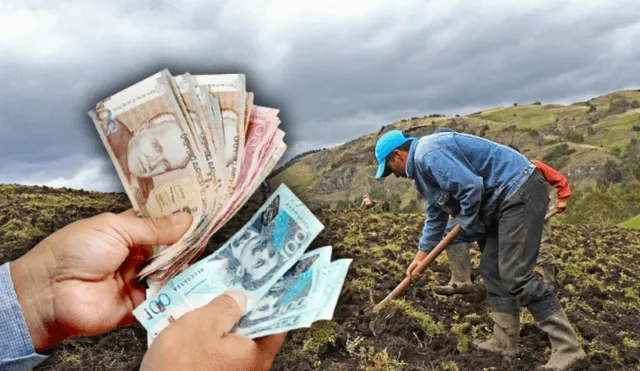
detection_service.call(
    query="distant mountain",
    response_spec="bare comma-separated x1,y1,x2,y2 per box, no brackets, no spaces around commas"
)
272,90,640,212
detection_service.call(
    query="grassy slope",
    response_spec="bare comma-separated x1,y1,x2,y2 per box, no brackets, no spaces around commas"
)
273,90,640,211
618,214,640,229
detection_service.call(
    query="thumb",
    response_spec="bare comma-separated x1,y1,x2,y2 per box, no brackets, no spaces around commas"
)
196,291,247,334
104,209,193,251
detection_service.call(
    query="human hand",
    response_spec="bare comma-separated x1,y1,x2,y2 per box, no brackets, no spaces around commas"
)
556,199,567,213
406,250,427,278
10,209,193,351
141,291,287,371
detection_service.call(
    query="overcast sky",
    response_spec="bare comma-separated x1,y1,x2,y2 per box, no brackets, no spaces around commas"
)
1,0,639,191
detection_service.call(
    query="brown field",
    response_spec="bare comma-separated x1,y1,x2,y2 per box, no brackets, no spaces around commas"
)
1,185,638,370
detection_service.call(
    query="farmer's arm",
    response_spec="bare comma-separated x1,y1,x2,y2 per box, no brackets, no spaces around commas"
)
533,160,571,200
429,149,484,235
418,202,448,253
407,201,448,277
533,160,571,212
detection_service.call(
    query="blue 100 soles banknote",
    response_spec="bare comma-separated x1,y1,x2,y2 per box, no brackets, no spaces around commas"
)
134,184,351,343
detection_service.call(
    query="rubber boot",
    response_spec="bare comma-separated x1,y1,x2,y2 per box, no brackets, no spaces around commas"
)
475,312,520,357
535,309,587,370
541,263,560,286
434,243,474,295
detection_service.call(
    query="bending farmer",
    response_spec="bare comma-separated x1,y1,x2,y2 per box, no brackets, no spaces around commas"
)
373,129,585,371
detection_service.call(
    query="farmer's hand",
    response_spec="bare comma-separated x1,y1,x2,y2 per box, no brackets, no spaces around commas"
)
141,292,287,371
10,209,192,351
407,250,428,278
556,199,568,213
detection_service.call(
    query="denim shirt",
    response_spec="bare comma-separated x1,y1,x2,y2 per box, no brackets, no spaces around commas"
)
406,132,536,252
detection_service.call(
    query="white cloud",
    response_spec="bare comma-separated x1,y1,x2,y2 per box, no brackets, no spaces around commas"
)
6,159,122,192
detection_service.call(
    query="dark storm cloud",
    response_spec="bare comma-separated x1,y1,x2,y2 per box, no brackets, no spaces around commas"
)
1,1,639,189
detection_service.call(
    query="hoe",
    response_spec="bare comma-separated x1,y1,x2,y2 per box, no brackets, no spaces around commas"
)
372,209,560,313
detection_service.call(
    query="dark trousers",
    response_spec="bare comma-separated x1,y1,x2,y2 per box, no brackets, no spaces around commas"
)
479,171,562,321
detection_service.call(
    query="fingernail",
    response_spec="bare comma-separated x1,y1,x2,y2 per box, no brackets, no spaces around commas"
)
170,211,189,223
226,291,247,312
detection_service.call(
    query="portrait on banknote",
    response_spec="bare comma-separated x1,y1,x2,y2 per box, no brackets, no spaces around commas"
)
210,202,305,291
94,90,204,216
102,113,190,205
237,253,318,328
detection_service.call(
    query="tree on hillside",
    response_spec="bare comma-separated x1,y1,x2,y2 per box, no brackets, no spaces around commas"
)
603,160,623,184
543,144,576,169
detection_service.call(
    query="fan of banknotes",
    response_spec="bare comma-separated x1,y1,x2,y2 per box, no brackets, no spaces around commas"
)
89,69,286,285
90,69,352,343
134,186,352,343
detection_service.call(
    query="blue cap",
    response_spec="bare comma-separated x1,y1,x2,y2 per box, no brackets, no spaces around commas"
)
374,130,416,179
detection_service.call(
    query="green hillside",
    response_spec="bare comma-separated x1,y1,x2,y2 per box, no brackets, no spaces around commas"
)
272,90,640,221
619,214,640,229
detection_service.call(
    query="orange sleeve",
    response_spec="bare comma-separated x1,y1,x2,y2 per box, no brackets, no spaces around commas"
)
532,160,572,200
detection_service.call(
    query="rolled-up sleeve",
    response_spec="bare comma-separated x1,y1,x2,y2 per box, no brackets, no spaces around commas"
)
0,263,49,371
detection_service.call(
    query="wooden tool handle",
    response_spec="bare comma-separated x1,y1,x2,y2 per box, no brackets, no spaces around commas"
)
373,224,462,312
545,209,559,221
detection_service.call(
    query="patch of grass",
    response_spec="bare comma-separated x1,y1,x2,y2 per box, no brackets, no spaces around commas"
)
618,214,640,228
0,218,46,241
302,322,337,352
392,299,441,338
441,360,460,371
451,323,470,353
362,348,406,371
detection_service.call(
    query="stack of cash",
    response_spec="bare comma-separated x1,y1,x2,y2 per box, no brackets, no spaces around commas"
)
89,69,285,285
133,185,352,343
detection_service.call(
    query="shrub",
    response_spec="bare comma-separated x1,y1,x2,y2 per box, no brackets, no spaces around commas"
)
612,147,622,157
330,161,343,170
543,144,576,169
532,101,542,105
603,160,623,184
566,129,585,143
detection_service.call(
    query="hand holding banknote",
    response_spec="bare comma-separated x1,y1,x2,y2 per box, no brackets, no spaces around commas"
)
141,291,287,371
135,186,352,344
90,69,352,350
9,209,192,351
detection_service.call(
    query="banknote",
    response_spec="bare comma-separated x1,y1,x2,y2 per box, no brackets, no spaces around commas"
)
241,314,315,339
91,69,295,297
234,107,280,192
170,184,323,310
140,118,286,283
195,85,226,160
89,69,209,218
314,259,353,320
235,246,331,334
137,184,322,338
194,74,247,192
239,258,351,339
173,74,224,196
134,284,191,342
244,92,254,134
